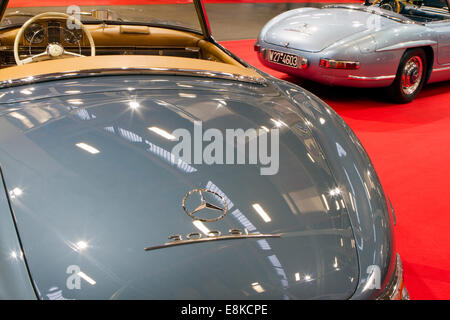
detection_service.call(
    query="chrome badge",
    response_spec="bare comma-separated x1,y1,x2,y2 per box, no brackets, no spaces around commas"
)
145,228,281,252
182,188,228,222
144,188,281,252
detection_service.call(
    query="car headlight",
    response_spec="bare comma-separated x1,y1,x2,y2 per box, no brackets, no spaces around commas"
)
319,58,360,70
376,254,409,300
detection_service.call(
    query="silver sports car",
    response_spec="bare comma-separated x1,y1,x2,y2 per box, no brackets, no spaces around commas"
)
255,0,450,103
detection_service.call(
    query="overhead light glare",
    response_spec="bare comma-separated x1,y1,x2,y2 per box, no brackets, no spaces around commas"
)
193,220,210,236
76,142,100,154
252,203,271,223
77,271,96,285
148,127,176,141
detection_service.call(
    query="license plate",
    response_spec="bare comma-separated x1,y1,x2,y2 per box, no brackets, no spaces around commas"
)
265,49,301,68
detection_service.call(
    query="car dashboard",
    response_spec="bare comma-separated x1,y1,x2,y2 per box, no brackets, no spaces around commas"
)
402,5,450,22
0,19,228,68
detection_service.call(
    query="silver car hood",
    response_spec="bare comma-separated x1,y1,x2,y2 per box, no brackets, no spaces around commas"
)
0,76,358,299
263,6,401,52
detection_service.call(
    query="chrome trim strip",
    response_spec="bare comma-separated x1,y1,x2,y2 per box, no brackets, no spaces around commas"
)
433,66,450,72
376,254,408,300
0,67,266,89
145,232,281,252
348,74,396,81
376,40,437,52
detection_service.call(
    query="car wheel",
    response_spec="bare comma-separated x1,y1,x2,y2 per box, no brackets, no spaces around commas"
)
387,48,427,103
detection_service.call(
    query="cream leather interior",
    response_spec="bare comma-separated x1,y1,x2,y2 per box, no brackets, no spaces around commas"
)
0,21,255,77
0,55,263,83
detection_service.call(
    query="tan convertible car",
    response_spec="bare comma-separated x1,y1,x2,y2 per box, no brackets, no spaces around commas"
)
0,0,262,84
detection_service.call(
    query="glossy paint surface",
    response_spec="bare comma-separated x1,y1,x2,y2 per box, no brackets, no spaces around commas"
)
0,75,366,299
0,167,36,299
263,8,385,53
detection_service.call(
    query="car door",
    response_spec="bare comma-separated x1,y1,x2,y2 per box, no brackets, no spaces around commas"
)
432,20,450,65
431,0,450,64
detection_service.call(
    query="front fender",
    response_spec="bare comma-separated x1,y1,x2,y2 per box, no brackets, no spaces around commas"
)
269,78,397,299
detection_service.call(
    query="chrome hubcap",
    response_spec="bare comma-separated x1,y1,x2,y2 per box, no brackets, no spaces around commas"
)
401,56,423,95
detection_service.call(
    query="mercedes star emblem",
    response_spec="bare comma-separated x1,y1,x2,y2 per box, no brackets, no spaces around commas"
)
182,188,228,222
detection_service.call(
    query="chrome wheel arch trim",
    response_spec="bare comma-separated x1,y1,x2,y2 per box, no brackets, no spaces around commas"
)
348,74,396,80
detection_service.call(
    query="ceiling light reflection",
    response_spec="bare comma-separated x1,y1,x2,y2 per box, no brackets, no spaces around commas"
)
193,220,210,236
77,271,96,285
75,142,100,154
20,89,32,95
333,257,339,269
67,99,84,105
9,112,34,129
329,187,341,197
271,118,286,128
251,282,265,293
10,187,23,198
75,241,88,251
252,203,271,223
129,101,140,109
10,250,23,260
321,194,330,211
178,93,197,98
148,127,176,141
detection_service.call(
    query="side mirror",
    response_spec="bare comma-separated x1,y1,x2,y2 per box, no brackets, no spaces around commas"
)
90,9,119,21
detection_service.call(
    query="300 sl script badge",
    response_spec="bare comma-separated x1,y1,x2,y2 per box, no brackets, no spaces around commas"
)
144,188,281,252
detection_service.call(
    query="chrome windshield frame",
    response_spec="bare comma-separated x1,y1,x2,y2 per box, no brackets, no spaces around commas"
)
324,4,419,24
0,67,266,89
195,0,213,41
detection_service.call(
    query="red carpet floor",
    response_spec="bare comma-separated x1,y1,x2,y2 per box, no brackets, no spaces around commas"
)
221,39,450,300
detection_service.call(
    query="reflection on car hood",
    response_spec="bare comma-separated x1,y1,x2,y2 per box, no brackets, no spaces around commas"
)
263,6,401,52
0,76,358,299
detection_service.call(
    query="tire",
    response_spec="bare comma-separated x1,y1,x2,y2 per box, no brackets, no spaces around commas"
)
387,48,428,103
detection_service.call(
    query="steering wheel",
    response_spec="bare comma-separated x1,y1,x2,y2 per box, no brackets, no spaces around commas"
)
14,12,96,65
372,0,405,13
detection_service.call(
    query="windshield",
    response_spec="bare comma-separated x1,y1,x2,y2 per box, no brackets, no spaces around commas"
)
365,0,449,10
2,0,202,32
422,0,449,9
360,0,450,22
